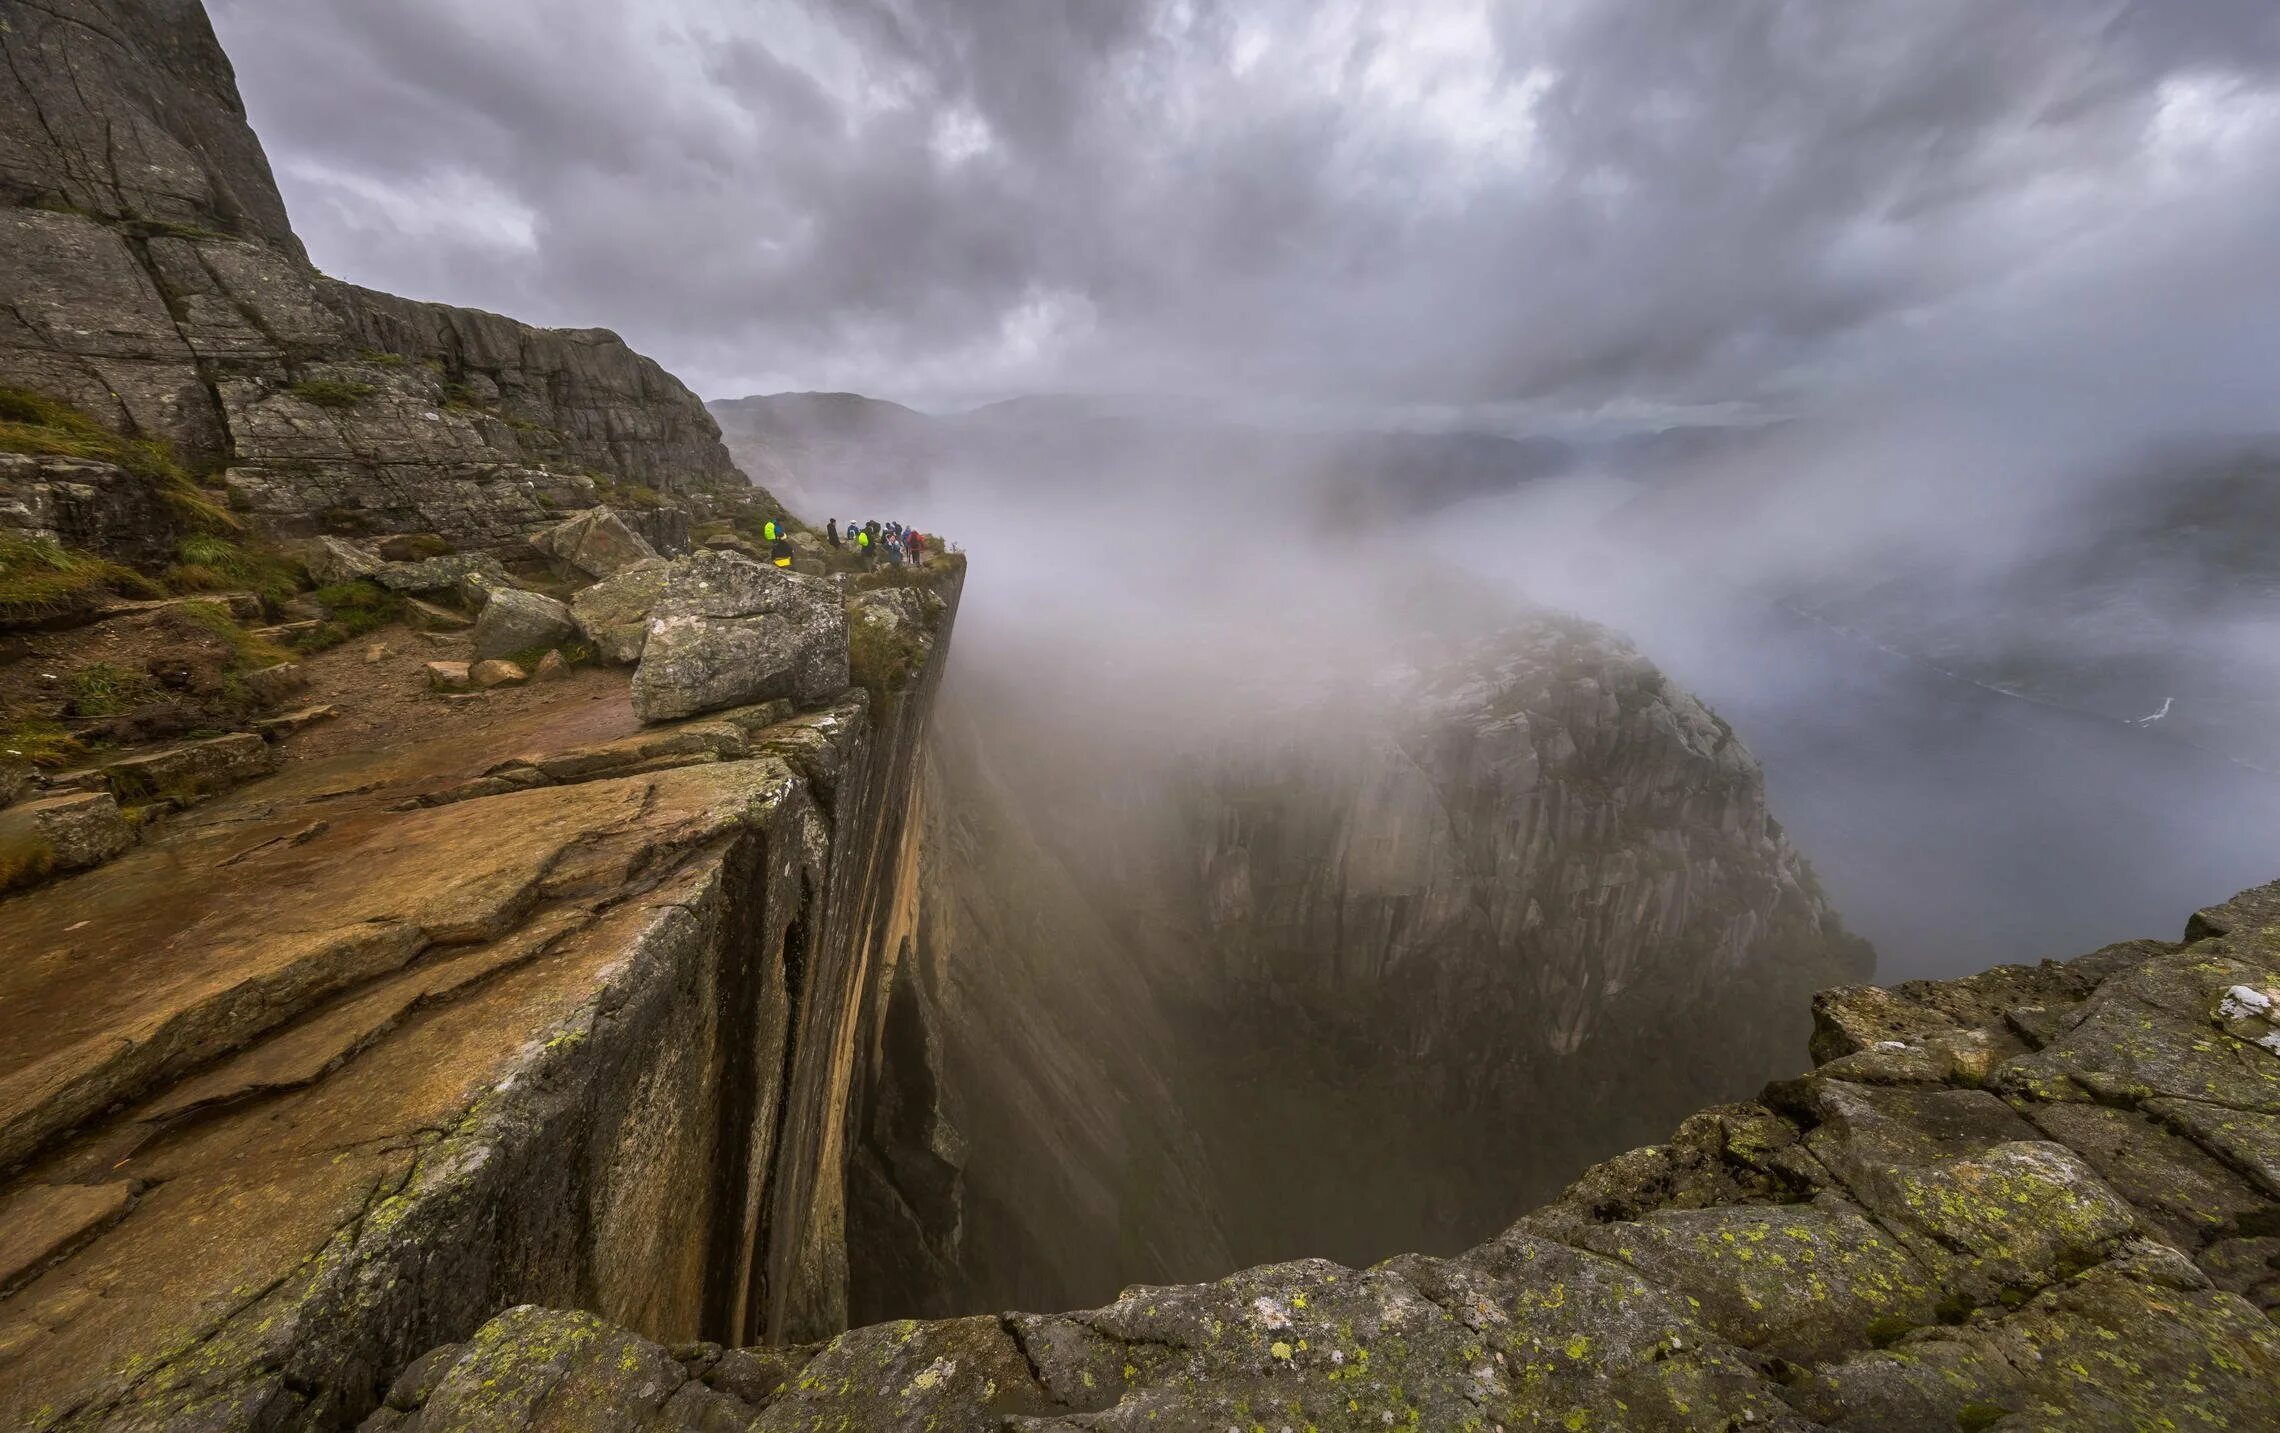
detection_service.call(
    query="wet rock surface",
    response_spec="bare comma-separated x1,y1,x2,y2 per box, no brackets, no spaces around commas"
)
374,883,2280,1431
528,507,661,579
469,588,574,663
0,566,964,1430
617,552,849,720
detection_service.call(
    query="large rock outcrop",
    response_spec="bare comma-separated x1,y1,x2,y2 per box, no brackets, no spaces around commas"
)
0,567,964,1429
0,0,751,553
366,877,2280,1431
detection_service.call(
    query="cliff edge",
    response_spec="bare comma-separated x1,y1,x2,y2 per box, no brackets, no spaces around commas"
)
369,879,2280,1430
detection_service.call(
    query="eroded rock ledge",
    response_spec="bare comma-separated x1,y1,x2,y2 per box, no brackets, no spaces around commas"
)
0,568,963,1430
370,883,2280,1432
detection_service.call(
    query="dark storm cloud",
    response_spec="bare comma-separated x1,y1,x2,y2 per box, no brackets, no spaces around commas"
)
207,0,2280,409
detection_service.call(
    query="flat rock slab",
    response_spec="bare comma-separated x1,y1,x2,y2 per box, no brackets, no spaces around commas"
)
0,728,828,1428
253,703,340,739
0,1182,132,1293
53,732,275,807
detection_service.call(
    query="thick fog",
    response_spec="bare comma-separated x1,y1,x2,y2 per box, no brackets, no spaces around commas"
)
218,2,2280,978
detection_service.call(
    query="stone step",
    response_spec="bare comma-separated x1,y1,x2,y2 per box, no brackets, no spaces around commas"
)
94,592,263,623
250,619,323,641
46,731,276,807
405,597,473,631
0,790,137,894
253,704,340,740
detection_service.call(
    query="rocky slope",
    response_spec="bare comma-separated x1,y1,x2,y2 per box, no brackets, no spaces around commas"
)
1,4,987,1423
2,0,744,555
362,877,2280,1430
0,562,964,1428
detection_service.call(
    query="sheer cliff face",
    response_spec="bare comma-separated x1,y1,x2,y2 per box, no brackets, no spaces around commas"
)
851,614,1871,1321
379,879,2280,1432
1,0,742,548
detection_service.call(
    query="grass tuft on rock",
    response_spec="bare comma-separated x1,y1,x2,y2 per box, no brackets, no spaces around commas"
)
0,386,186,482
587,475,668,509
0,716,86,768
292,580,404,653
0,386,244,538
847,610,931,724
177,600,294,670
286,379,377,409
0,834,58,894
65,662,159,717
165,534,306,608
0,532,159,626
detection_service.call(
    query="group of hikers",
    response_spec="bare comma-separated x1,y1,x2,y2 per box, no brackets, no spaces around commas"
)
757,517,933,570
827,517,929,567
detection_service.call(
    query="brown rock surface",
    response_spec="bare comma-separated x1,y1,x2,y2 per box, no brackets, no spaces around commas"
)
0,571,963,1429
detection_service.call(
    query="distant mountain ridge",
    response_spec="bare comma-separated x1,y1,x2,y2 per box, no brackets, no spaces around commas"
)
708,388,1579,526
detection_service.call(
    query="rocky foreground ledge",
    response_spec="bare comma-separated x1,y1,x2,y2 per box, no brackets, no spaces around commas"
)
364,886,2280,1431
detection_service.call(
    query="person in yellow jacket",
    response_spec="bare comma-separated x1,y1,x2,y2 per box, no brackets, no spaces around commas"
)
762,519,779,541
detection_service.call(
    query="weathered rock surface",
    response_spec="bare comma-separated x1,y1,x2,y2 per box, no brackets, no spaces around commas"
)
0,454,174,566
371,880,2280,1431
51,730,274,806
295,536,387,587
529,507,660,578
613,552,848,720
0,568,964,1430
372,553,512,597
0,791,133,889
569,559,674,664
470,659,527,690
469,588,574,662
0,0,765,555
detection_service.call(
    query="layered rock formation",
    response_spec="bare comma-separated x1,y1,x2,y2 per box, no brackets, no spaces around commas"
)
364,878,2280,1430
0,564,964,1428
1,0,743,552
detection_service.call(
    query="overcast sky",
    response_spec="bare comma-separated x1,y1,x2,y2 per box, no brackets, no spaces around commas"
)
209,1,2280,415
